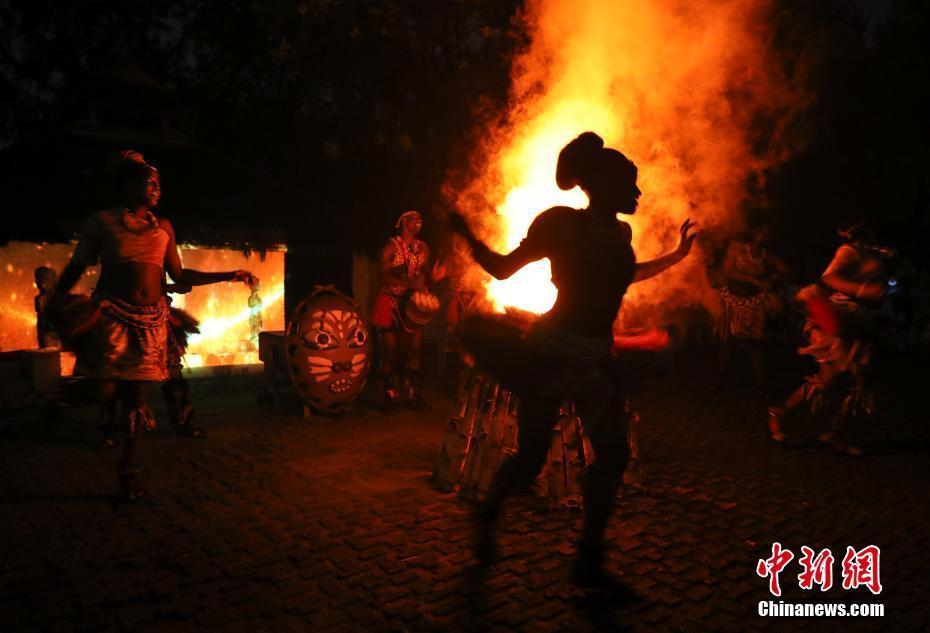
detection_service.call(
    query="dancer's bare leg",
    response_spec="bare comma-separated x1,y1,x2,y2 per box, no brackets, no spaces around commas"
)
821,369,865,456
475,396,558,566
574,396,631,585
96,381,120,448
163,365,204,438
117,381,152,501
747,341,767,392
769,364,840,441
405,329,430,410
712,339,731,390
380,330,400,412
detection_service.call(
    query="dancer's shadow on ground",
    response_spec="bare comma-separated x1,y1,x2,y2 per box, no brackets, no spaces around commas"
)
458,563,642,631
458,570,491,632
571,579,641,631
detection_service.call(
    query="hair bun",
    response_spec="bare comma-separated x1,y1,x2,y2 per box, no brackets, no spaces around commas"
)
119,149,147,165
113,149,156,188
556,132,604,190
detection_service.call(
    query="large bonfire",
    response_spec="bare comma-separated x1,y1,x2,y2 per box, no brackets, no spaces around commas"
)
449,0,795,323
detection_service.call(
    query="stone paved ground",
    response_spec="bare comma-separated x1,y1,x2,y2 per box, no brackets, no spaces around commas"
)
1,350,928,632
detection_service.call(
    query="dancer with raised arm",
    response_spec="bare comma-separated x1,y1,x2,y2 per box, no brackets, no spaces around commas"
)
768,222,892,456
52,150,255,501
450,132,697,587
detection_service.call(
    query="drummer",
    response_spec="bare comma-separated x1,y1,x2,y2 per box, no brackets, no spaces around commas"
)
372,210,445,412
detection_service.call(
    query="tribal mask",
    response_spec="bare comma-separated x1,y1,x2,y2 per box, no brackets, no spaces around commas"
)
286,287,371,414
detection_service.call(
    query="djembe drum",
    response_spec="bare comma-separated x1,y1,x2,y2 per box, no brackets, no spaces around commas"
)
402,290,440,330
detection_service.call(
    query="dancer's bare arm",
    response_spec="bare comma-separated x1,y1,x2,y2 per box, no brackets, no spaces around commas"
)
821,245,884,302
420,243,447,287
633,219,697,283
449,212,541,280
161,218,254,286
822,273,884,302
427,245,447,285
54,262,86,299
54,215,97,299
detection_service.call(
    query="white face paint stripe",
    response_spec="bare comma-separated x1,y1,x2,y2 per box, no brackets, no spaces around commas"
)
350,355,368,378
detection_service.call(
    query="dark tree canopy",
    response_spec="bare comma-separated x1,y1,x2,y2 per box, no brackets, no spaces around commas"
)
761,0,929,273
0,0,522,250
0,0,927,266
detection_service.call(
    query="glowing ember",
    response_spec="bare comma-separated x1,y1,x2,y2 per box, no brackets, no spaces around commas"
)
455,0,793,319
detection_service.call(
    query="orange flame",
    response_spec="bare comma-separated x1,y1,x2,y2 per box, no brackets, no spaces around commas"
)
454,0,793,321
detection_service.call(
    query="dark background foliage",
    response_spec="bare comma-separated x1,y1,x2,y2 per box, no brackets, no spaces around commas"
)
0,0,926,269
0,0,522,252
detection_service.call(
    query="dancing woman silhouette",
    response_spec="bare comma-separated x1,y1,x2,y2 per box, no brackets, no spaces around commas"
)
53,151,255,501
450,132,697,586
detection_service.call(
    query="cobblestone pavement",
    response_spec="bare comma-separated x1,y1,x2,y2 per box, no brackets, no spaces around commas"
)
1,352,928,632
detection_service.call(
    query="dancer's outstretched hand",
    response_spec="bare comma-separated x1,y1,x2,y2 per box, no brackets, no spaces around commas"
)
233,270,258,286
431,261,447,282
676,219,698,257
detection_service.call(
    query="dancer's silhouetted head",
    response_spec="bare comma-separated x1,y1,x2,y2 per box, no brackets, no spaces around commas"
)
556,132,640,216
750,224,771,248
116,150,161,210
837,220,874,245
396,210,423,237
34,266,56,293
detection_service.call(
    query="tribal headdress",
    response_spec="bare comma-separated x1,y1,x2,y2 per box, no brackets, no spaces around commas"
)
395,210,422,229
